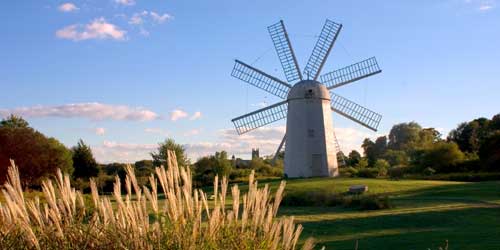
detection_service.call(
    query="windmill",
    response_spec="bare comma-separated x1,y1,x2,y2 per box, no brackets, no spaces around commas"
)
231,19,382,178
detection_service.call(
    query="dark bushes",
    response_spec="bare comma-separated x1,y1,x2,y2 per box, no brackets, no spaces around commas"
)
282,190,392,210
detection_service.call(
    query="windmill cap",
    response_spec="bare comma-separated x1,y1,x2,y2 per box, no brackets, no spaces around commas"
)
287,80,330,100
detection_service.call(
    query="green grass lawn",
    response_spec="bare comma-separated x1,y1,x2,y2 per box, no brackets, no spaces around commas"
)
262,177,500,250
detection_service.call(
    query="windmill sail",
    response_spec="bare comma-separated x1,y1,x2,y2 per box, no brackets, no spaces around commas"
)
321,57,382,89
268,20,302,83
231,100,288,135
231,60,291,99
303,19,342,80
330,93,382,131
272,134,287,163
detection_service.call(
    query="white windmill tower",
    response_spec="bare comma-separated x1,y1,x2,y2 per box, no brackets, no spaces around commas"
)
231,19,382,178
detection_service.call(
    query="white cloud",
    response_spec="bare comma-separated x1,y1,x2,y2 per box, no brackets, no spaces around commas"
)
129,15,143,25
184,126,285,160
58,3,78,12
150,12,173,23
184,129,201,136
115,0,135,6
129,11,148,25
479,4,494,10
0,103,159,121
170,109,189,121
56,18,126,41
463,0,496,11
334,127,376,155
92,140,156,163
144,128,168,136
190,111,202,120
184,126,376,160
95,127,106,135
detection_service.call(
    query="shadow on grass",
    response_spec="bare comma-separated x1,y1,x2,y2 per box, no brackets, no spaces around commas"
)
299,206,500,250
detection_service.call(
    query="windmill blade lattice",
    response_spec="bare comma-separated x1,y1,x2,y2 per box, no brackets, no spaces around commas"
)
268,20,302,83
231,60,291,99
303,19,342,80
330,93,382,131
321,57,382,89
231,100,288,135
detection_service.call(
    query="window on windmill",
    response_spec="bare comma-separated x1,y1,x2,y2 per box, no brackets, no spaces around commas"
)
305,89,314,98
308,129,315,137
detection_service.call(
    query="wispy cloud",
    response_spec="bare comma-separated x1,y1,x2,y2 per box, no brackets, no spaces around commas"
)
184,126,286,160
92,140,156,163
150,12,173,23
184,129,201,136
56,18,126,41
58,3,79,12
190,111,202,120
128,11,173,36
144,128,168,136
463,0,496,11
0,103,159,121
478,4,494,10
170,109,189,121
94,127,106,135
115,0,135,6
184,126,376,160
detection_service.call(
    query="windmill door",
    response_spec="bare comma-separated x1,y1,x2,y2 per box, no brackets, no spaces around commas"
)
311,154,323,176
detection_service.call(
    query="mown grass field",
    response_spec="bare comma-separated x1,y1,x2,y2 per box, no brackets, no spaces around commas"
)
263,178,500,250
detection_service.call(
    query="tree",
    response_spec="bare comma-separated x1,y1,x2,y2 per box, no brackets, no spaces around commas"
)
336,151,347,166
388,122,422,151
193,151,232,186
151,138,189,167
347,150,362,166
72,139,99,180
448,118,490,153
383,150,409,167
479,131,500,172
412,141,465,173
0,114,29,128
489,113,500,131
354,158,368,169
419,128,442,148
134,159,155,176
373,159,390,177
0,116,73,187
362,136,387,166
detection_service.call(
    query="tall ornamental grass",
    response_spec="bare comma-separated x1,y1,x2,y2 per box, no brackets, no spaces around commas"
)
0,151,316,250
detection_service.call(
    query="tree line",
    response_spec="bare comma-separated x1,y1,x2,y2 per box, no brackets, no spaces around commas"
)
338,113,500,179
1,113,499,189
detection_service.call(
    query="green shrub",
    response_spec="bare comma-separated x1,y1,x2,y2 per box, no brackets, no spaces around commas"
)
357,168,379,178
388,166,409,179
373,159,390,177
354,158,369,169
340,166,358,177
359,195,392,210
423,167,436,176
282,191,392,210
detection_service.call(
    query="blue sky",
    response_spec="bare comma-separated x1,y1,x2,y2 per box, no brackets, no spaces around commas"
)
1,0,499,163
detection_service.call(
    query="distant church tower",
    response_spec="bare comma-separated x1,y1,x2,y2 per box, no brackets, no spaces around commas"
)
251,148,260,160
